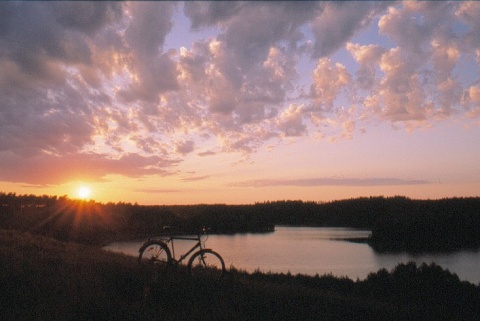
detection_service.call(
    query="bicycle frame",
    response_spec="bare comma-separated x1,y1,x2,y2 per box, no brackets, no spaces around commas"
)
139,227,226,279
162,234,204,265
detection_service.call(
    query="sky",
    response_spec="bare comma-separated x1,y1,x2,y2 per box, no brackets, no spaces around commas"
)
0,1,479,205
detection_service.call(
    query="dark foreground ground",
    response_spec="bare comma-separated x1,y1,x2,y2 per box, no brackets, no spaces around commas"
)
1,229,479,321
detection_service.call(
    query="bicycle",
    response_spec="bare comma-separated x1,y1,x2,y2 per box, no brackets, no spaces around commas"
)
138,226,226,279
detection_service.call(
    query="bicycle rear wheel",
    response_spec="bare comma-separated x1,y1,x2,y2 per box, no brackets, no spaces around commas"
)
138,241,171,267
187,249,225,279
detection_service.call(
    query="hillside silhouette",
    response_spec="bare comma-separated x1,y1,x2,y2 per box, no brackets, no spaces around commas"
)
1,229,480,320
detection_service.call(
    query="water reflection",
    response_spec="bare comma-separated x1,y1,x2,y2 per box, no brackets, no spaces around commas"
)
104,226,480,284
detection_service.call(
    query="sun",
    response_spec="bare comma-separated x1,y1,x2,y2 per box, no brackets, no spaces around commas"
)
77,186,92,200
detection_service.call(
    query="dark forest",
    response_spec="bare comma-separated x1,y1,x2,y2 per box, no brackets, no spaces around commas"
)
1,192,479,252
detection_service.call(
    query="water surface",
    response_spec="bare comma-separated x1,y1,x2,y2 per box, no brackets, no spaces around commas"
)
104,226,480,283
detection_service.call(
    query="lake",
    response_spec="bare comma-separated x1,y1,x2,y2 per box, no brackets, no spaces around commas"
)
104,226,480,284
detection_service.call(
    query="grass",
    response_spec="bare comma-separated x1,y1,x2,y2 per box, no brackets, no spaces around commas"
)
1,228,480,320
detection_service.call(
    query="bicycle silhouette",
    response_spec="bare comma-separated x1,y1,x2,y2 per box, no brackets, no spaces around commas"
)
138,226,225,279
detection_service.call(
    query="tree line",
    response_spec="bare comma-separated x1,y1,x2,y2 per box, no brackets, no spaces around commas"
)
1,192,479,251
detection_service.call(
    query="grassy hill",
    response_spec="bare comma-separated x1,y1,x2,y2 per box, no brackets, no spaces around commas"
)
1,229,479,320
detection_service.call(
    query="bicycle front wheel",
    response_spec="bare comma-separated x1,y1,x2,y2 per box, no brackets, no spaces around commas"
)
187,249,225,279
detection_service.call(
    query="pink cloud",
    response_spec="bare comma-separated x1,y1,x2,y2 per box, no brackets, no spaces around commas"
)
232,177,429,188
0,152,179,185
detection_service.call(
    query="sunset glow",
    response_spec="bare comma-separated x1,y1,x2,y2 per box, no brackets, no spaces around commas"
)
0,1,479,205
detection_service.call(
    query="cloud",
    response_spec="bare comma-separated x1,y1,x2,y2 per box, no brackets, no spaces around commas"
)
180,175,210,182
174,34,298,153
232,177,429,188
310,58,351,111
0,151,180,185
197,150,216,157
175,140,195,155
344,1,480,126
117,2,179,103
0,76,97,157
346,42,386,90
455,2,480,49
462,84,480,118
311,2,388,58
0,2,123,85
0,2,123,161
0,1,479,187
135,189,180,194
277,104,307,137
184,1,244,29
179,1,314,153
377,47,430,122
